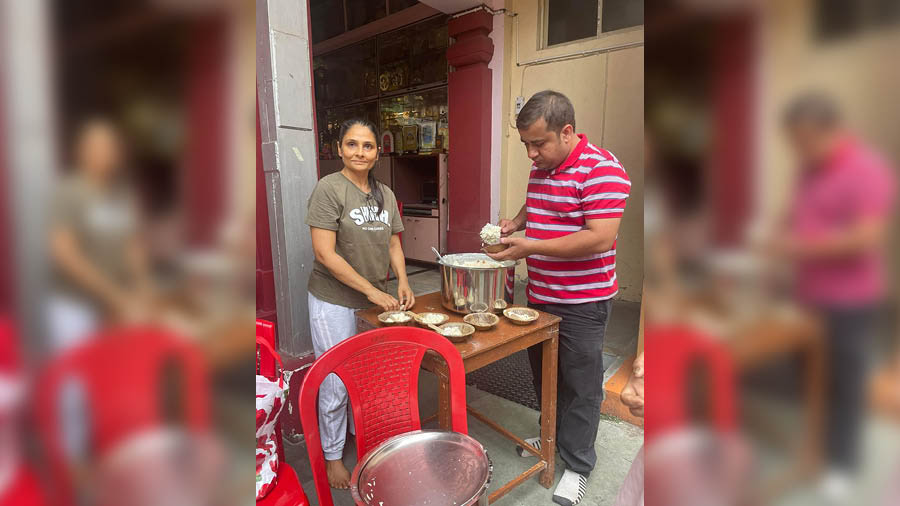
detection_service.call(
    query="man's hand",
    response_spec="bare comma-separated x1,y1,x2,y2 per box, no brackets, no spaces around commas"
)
486,236,533,261
498,218,522,237
620,352,644,418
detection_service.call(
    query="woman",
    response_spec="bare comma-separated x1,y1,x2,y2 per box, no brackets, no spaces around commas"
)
306,118,415,489
48,118,153,353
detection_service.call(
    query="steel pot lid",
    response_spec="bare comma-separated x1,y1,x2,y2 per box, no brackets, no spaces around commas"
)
350,430,492,506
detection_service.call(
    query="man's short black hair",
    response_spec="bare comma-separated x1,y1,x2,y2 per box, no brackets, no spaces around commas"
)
783,91,842,130
516,90,576,133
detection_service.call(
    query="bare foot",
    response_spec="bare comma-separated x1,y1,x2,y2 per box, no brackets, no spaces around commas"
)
326,459,350,489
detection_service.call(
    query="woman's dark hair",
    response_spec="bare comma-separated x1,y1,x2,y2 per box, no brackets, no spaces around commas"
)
339,118,384,215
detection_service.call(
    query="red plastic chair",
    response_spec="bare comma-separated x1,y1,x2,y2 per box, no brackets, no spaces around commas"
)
298,326,468,506
256,319,309,506
34,326,210,506
0,319,46,506
644,324,738,443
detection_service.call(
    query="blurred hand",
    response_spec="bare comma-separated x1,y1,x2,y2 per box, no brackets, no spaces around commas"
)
498,218,521,237
114,296,152,325
486,237,532,261
397,282,415,310
621,352,644,418
367,289,401,312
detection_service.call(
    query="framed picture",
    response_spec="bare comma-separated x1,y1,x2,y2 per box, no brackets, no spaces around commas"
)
402,125,418,152
420,120,436,151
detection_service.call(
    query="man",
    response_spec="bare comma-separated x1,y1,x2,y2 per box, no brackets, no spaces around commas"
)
776,93,896,502
488,90,630,505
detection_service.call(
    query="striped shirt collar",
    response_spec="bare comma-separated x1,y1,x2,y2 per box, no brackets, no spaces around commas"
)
550,134,589,174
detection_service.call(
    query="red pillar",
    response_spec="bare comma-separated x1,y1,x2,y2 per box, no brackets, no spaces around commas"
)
0,78,12,314
184,17,227,247
446,11,494,253
710,15,756,246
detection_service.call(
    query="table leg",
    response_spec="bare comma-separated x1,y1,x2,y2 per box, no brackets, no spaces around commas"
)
802,337,825,475
539,332,559,488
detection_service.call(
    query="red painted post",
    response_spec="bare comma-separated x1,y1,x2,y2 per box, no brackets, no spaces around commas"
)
446,11,494,253
185,17,227,247
710,15,756,246
0,77,12,314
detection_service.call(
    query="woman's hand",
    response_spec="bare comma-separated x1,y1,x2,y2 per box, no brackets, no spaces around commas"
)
367,288,401,312
397,282,415,310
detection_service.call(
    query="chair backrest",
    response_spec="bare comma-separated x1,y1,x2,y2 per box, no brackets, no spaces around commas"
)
645,324,737,442
256,319,279,379
298,326,467,506
35,326,209,506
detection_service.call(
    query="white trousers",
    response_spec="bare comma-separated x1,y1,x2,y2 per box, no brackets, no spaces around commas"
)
307,293,357,460
46,294,97,354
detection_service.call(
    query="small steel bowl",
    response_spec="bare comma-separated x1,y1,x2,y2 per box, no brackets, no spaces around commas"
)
492,299,508,314
464,312,500,331
503,307,539,325
469,302,489,313
436,322,476,343
413,312,450,328
378,311,414,327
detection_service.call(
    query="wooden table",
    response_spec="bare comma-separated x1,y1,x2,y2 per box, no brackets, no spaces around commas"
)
725,311,824,500
356,291,561,504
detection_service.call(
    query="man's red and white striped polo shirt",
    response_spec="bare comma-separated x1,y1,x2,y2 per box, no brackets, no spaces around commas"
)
525,134,630,304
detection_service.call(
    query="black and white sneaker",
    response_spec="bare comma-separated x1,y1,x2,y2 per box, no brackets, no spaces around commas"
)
552,469,587,506
515,436,541,457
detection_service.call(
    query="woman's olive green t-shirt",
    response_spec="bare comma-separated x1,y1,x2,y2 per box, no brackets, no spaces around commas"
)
306,172,404,309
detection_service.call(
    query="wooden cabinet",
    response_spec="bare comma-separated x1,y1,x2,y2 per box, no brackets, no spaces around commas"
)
401,216,439,263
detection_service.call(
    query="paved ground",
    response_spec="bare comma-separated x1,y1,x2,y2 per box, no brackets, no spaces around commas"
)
285,371,644,506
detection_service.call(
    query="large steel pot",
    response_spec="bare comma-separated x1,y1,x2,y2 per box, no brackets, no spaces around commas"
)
438,253,517,314
350,430,492,506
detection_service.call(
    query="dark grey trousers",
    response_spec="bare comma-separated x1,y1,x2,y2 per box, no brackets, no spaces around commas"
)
527,299,611,476
820,305,878,471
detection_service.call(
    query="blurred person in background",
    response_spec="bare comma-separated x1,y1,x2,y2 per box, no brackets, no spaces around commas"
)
775,92,897,501
616,352,644,506
47,118,153,352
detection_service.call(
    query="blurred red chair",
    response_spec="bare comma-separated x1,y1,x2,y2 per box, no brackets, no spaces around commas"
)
643,325,750,506
298,326,467,506
644,324,738,441
34,327,210,506
256,319,309,506
0,318,45,506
